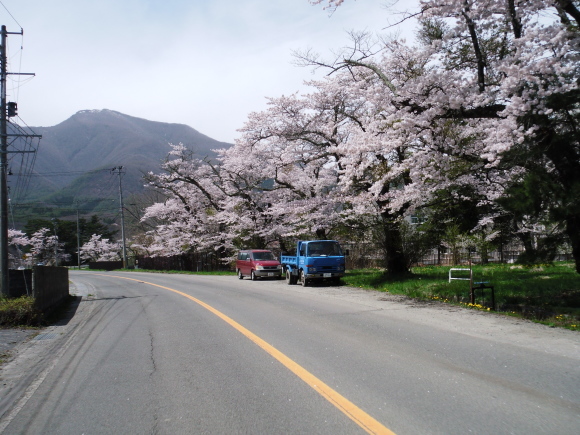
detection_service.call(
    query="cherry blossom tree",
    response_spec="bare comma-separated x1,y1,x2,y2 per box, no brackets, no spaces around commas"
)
8,229,30,267
142,149,225,256
8,229,28,247
233,87,353,242
29,228,70,266
80,234,122,262
288,40,498,274
301,0,580,272
310,0,345,9
142,144,275,258
143,0,580,274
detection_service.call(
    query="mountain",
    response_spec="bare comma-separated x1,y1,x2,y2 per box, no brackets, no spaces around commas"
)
9,109,232,224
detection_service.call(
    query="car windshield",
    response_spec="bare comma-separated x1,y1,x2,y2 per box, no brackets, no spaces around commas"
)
308,242,343,257
252,252,275,261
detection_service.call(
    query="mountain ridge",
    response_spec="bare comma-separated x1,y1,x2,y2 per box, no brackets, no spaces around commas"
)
9,109,232,224
30,109,229,176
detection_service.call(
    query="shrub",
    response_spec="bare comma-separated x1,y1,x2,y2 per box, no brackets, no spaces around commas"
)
0,296,42,327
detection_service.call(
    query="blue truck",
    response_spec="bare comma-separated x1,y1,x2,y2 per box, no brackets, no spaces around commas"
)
281,240,347,286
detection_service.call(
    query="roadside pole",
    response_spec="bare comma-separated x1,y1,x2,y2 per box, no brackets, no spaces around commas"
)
0,25,8,296
0,25,40,296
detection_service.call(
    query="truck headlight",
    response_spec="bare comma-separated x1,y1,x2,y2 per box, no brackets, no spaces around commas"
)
256,265,264,270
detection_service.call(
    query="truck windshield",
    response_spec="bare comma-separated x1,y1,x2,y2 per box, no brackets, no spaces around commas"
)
253,252,275,261
308,242,343,257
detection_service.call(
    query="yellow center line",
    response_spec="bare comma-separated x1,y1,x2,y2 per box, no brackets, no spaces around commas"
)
96,274,396,435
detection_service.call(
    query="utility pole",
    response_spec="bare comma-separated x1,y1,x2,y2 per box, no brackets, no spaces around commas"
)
0,25,9,296
0,25,40,296
76,202,81,269
51,218,58,267
111,166,127,268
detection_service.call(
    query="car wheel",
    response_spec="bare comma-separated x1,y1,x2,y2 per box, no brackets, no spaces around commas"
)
300,270,308,287
285,269,293,285
251,270,258,281
237,270,243,280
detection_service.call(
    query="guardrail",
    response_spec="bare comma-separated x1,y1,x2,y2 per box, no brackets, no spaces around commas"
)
449,268,472,283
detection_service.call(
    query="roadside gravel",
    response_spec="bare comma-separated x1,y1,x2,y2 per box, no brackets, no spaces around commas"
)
283,282,580,360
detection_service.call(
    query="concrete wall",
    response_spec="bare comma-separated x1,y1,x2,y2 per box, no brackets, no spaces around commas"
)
31,266,69,313
9,269,33,298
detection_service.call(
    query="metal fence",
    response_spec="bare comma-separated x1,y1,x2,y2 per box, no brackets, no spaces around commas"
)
344,243,574,269
134,244,573,273
135,252,229,272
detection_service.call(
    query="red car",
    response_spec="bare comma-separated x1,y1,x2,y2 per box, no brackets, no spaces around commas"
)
236,249,282,280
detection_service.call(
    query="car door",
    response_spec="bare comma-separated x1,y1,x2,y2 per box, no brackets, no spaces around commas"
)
241,252,252,276
246,252,256,275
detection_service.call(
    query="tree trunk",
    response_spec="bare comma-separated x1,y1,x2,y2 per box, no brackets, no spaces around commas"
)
565,214,580,274
315,228,328,239
517,232,537,264
382,217,409,276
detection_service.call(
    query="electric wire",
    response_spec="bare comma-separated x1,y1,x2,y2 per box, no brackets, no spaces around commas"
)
17,169,111,176
0,16,40,202
6,119,41,200
15,26,23,103
0,1,23,29
92,171,119,202
15,206,120,214
2,18,27,110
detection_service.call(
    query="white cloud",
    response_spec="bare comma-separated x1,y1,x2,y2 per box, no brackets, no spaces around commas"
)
3,0,418,142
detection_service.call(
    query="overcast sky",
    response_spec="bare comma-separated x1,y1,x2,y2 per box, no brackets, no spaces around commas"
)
2,0,417,143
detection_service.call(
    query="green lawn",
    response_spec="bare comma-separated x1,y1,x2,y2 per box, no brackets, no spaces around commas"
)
343,262,580,330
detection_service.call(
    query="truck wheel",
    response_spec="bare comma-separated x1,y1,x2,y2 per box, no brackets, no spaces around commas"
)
237,270,243,279
285,270,293,285
251,270,258,281
300,270,308,287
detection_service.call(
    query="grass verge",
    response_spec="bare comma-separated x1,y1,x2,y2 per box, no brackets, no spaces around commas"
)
0,296,43,327
0,294,79,328
342,262,580,331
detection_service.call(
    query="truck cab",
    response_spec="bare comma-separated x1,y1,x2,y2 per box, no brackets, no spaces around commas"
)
282,240,346,286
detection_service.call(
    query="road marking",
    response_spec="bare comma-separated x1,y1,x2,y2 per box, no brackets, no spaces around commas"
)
101,274,395,435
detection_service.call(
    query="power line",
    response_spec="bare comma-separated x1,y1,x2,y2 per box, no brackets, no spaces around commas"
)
18,210,119,215
0,2,22,30
18,208,120,215
18,168,112,176
11,199,116,205
10,168,114,202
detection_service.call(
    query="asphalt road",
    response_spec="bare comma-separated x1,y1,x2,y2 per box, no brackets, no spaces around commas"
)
0,270,579,434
